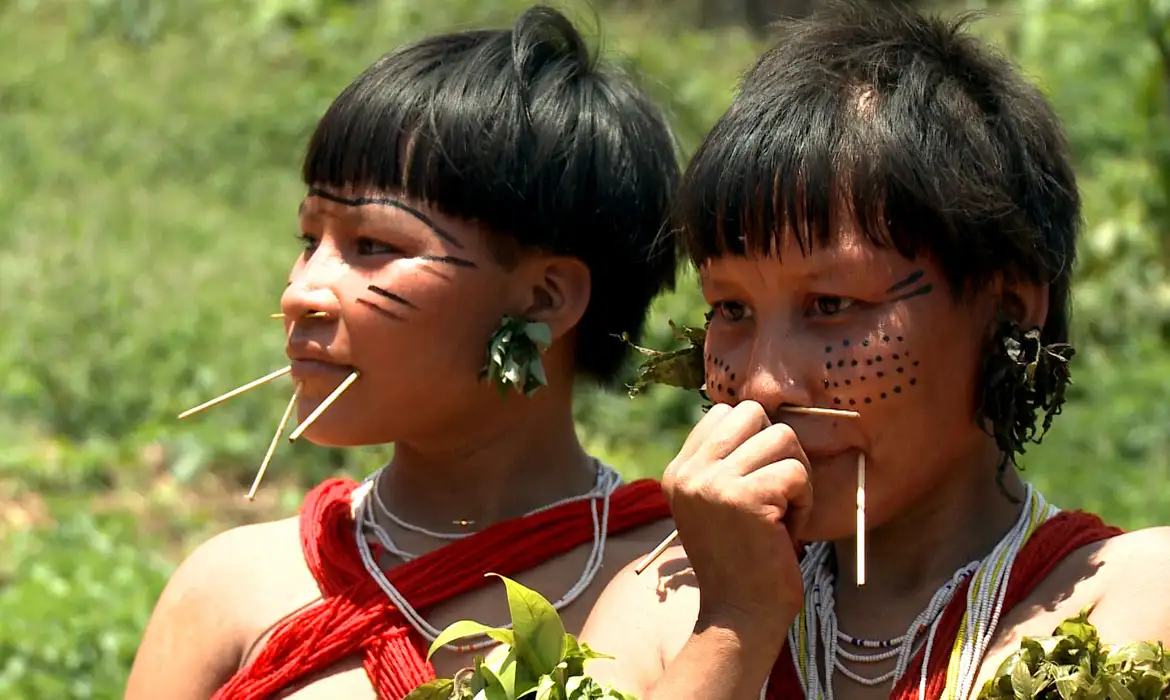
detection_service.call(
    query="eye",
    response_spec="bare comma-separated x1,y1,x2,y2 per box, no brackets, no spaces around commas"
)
712,301,752,323
297,233,318,254
810,296,857,317
356,237,401,256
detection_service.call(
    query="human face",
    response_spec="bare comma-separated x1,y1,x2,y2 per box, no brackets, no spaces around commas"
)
280,186,524,447
700,227,999,541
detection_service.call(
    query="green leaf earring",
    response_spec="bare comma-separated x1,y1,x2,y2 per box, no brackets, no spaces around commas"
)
481,316,553,398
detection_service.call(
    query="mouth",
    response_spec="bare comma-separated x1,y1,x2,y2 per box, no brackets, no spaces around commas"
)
286,342,355,380
290,358,355,379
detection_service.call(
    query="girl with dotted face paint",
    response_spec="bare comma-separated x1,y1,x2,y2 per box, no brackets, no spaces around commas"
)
580,4,1170,700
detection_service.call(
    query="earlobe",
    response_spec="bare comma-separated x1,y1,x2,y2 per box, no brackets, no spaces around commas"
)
519,256,592,342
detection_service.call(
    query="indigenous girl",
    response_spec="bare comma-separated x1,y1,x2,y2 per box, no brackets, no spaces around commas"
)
124,7,678,699
580,2,1170,699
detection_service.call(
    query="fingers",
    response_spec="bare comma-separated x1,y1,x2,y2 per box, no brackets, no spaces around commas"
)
672,403,735,465
723,422,808,478
689,401,771,465
739,460,814,538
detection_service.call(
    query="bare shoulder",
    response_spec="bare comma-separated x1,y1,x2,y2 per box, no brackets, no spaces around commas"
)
1087,526,1170,635
126,516,315,700
992,525,1170,658
580,544,700,697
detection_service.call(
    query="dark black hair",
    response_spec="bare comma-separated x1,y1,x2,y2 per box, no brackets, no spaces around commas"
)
676,0,1081,346
302,5,680,386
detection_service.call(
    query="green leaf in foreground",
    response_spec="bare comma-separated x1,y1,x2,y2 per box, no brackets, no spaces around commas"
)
411,575,640,699
489,573,568,677
977,607,1170,700
428,621,516,660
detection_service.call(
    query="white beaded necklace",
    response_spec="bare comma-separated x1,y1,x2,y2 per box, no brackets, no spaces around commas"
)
760,485,1057,700
352,460,622,653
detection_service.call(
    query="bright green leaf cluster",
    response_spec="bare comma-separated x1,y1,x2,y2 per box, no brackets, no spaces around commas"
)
620,320,707,398
978,608,1170,700
481,317,553,398
405,575,639,700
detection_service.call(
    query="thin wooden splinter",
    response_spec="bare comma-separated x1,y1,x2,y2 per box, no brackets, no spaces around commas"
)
271,311,330,319
287,371,360,442
178,366,292,420
246,385,302,501
633,404,860,576
856,452,866,586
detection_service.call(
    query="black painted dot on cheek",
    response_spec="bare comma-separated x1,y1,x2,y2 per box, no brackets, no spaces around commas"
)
826,346,833,353
728,388,736,397
842,339,850,347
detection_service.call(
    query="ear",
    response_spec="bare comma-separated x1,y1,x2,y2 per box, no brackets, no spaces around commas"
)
1001,279,1049,330
514,255,592,343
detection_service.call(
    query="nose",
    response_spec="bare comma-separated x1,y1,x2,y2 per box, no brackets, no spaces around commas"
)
734,332,817,416
281,242,345,320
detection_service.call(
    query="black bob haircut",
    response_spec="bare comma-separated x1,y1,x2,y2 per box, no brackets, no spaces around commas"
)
303,5,681,386
677,0,1081,346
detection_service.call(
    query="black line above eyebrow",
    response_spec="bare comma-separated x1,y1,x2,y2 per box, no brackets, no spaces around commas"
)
367,285,418,309
887,283,933,303
885,269,925,294
417,254,477,269
306,187,465,250
358,298,406,322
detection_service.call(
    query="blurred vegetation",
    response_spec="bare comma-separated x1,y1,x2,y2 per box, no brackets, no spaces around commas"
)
0,0,1167,696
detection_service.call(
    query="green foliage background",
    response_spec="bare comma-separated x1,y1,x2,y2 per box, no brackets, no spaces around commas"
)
0,0,1167,696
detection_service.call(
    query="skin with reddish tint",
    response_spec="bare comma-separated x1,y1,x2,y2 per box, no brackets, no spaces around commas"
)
697,229,1001,544
579,228,1170,700
123,184,675,700
283,186,572,451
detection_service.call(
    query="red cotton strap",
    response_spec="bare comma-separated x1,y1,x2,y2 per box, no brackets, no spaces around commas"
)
213,477,671,700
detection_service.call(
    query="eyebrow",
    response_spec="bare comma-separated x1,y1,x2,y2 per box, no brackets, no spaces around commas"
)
304,187,465,250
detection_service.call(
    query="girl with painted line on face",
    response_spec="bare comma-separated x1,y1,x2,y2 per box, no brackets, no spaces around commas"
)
124,7,680,700
579,3,1170,700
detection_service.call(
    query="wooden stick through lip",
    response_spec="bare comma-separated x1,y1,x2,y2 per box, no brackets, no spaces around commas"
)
633,404,861,576
177,366,292,420
856,452,866,586
271,311,329,319
287,371,360,442
246,384,302,501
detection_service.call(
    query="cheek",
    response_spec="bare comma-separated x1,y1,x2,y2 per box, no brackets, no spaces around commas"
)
820,330,922,408
703,350,743,402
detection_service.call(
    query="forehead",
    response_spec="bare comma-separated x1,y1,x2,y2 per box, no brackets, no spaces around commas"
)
700,226,901,286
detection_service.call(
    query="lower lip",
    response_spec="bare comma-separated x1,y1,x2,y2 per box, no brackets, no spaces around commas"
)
290,359,353,379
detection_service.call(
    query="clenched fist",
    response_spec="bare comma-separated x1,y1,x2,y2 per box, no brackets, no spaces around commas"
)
663,401,811,636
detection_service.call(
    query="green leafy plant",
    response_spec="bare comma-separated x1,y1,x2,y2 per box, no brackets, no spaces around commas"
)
619,319,707,397
481,317,553,398
978,608,1170,700
405,575,637,700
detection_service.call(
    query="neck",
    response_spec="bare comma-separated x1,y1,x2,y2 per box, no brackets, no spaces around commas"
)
831,442,1027,632
376,378,597,535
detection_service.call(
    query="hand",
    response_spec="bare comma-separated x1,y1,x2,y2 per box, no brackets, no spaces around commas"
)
662,401,810,639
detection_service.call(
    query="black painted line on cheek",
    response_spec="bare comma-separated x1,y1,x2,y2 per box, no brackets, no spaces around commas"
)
358,298,406,322
884,269,925,293
887,283,933,303
367,285,418,309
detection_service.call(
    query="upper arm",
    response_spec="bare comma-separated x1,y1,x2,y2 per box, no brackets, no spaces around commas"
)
1093,527,1170,643
580,546,699,698
124,527,252,700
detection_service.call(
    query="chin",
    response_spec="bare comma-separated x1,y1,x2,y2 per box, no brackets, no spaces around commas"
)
293,417,396,448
